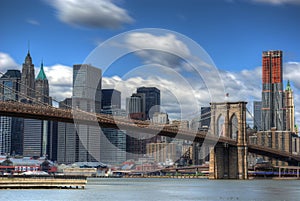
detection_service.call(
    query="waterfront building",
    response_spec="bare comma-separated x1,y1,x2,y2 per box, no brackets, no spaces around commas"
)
136,87,160,120
250,129,294,166
261,50,285,131
253,101,262,131
0,70,22,155
146,142,177,163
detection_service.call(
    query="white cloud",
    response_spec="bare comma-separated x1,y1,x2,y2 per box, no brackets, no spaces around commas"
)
228,0,300,5
0,52,19,72
26,19,40,26
251,0,300,5
48,0,133,29
283,62,300,89
102,75,204,121
125,32,191,69
43,64,73,101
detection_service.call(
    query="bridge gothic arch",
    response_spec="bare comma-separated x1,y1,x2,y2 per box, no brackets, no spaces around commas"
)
209,101,248,179
217,114,225,137
229,113,238,140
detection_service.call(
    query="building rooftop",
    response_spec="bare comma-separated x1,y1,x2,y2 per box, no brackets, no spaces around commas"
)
36,62,47,80
1,70,21,79
286,80,292,91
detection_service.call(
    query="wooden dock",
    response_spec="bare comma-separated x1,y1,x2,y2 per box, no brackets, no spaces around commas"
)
0,175,87,189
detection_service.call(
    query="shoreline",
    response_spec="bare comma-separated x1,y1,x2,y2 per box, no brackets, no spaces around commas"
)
0,175,87,189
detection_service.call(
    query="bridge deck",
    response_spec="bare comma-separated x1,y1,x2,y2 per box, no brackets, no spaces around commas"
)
0,101,300,163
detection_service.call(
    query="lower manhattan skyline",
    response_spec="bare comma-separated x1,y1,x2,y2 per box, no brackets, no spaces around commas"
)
2,1,300,200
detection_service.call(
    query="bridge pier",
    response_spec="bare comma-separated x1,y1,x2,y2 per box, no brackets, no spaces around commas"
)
209,102,248,179
209,144,247,179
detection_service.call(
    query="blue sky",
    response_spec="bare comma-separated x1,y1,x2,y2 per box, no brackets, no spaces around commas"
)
1,0,300,69
1,0,300,123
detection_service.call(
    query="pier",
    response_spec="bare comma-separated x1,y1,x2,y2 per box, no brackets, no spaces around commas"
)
0,175,87,189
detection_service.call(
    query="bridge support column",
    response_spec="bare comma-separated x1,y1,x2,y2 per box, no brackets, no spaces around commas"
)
209,144,241,179
209,101,248,179
237,146,248,179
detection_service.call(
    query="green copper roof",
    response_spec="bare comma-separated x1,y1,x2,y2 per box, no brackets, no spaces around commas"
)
36,61,47,80
286,80,292,91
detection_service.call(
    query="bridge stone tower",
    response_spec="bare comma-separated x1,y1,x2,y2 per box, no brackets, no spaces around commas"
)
209,101,248,179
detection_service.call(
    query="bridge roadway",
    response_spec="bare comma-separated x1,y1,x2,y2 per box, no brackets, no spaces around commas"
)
0,101,300,163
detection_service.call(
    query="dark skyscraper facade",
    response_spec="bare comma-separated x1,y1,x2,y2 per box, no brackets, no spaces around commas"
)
101,89,121,109
261,50,285,131
136,87,160,120
0,70,22,155
253,101,262,131
200,107,211,129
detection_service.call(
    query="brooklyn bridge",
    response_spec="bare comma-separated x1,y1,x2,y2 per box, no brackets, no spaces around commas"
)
1,100,300,179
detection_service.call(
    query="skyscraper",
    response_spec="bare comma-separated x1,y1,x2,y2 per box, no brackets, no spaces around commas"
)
0,70,22,154
261,50,285,131
126,93,146,120
285,80,295,132
35,62,50,105
20,51,35,102
0,70,21,101
100,89,126,164
57,98,77,164
73,64,101,113
101,89,121,109
136,87,160,120
200,107,211,129
253,101,262,131
72,64,102,162
23,61,52,157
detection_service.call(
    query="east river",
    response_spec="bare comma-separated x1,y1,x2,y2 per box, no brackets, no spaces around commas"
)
1,178,300,201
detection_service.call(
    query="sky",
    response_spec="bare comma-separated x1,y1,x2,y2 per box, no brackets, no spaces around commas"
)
0,0,300,125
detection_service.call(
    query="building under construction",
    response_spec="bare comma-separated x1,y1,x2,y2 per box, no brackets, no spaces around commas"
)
261,50,285,131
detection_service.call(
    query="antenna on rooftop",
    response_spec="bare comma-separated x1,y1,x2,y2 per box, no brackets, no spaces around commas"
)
27,40,30,53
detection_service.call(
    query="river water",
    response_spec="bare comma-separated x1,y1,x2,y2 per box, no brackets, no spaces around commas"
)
1,178,300,201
